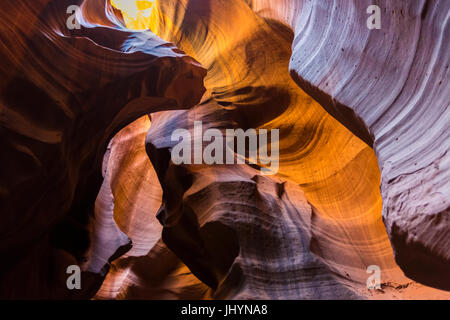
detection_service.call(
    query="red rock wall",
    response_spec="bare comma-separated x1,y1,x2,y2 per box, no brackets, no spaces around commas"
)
0,0,448,299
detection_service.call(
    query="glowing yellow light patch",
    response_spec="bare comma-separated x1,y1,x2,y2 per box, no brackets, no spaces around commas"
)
111,0,158,31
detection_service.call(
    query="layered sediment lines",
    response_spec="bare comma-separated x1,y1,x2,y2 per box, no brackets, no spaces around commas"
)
249,0,449,290
0,0,205,298
99,0,449,298
91,117,208,299
1,0,448,299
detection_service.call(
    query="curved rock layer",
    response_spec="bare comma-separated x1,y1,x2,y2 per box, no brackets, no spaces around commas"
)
0,0,448,299
91,116,208,299
93,0,449,299
0,0,205,298
249,0,450,290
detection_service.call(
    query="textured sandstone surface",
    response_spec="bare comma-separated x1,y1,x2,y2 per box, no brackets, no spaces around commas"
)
0,0,448,299
0,0,205,298
96,0,449,298
249,0,449,290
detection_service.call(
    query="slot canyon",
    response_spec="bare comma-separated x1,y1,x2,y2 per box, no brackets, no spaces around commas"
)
0,0,449,299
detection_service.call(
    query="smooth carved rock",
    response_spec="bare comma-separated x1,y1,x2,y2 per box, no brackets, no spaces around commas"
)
249,0,450,290
122,0,448,297
0,0,205,298
1,0,448,299
89,116,208,299
145,107,364,299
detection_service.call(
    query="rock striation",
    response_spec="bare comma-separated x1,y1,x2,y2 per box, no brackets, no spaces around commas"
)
249,0,450,290
0,0,205,298
0,0,448,299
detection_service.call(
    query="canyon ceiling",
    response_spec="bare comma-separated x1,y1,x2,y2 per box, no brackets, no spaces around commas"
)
0,0,448,299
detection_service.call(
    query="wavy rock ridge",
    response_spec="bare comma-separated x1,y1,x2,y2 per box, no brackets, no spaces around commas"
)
0,0,205,298
253,0,450,290
0,0,448,299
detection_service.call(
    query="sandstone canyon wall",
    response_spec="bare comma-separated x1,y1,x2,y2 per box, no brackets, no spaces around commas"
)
0,0,448,299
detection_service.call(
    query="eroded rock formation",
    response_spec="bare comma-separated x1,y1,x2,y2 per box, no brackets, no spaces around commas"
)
0,0,448,299
250,0,450,290
0,0,205,298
